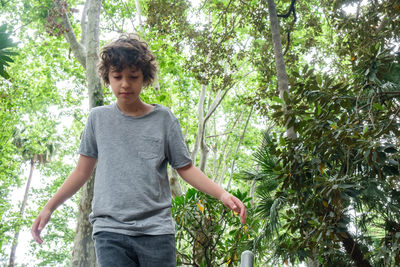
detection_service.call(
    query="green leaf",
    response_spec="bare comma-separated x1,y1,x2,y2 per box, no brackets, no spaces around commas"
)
272,96,284,104
316,74,322,85
316,104,321,116
384,146,397,153
373,103,384,111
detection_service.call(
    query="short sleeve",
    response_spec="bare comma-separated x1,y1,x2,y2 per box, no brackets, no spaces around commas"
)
79,112,98,158
167,119,192,169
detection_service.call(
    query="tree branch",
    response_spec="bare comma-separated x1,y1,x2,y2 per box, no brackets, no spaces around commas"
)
55,0,86,68
120,0,137,32
134,0,144,33
80,0,89,45
206,109,242,138
102,5,123,33
378,106,400,136
211,0,233,35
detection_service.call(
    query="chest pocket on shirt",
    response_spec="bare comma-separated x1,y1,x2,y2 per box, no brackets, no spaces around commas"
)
136,136,161,159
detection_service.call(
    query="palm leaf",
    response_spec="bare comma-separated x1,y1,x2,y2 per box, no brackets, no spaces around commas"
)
0,23,17,79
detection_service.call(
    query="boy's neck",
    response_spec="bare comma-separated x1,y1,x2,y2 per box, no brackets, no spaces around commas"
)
116,100,154,117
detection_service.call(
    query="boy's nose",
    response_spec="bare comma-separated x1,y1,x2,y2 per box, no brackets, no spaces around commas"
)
121,78,129,88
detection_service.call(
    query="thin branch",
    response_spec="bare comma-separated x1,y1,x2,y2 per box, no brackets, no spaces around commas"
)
12,20,33,34
227,106,253,190
120,0,137,32
199,0,210,12
211,0,233,35
203,69,255,127
206,130,234,138
378,106,400,136
102,4,123,33
355,83,370,118
368,95,377,129
206,111,242,138
334,91,400,100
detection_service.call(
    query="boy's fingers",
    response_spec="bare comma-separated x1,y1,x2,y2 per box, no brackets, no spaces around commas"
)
232,197,247,224
34,234,43,244
32,217,45,244
221,193,247,224
230,202,238,210
38,219,47,231
227,198,239,211
240,207,247,224
32,219,39,235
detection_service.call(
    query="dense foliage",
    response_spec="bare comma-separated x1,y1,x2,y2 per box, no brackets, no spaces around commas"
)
242,0,400,266
172,188,258,266
0,0,398,266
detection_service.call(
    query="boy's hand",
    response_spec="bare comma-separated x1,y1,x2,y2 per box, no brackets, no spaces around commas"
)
31,208,52,244
219,191,247,224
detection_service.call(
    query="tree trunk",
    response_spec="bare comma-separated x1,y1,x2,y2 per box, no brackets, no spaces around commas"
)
306,249,320,267
340,231,372,267
70,173,97,267
217,146,231,186
227,107,253,190
169,168,183,198
199,137,209,172
198,88,231,172
9,157,35,267
267,0,310,265
70,0,102,266
134,0,144,33
191,83,207,163
267,0,296,139
85,0,103,110
134,0,160,91
56,0,102,265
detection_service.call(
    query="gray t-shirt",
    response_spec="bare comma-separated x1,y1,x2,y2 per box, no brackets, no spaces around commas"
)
79,103,192,236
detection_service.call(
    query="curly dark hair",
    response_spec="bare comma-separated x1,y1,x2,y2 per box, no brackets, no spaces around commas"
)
98,34,157,87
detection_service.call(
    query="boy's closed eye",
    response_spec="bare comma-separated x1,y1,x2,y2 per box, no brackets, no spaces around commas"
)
112,75,138,79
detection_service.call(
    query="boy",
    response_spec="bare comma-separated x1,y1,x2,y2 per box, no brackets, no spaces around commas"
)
31,34,246,266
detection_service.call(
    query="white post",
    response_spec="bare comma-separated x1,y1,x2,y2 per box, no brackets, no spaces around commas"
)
240,250,254,267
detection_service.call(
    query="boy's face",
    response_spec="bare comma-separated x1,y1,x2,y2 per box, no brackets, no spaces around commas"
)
108,66,144,106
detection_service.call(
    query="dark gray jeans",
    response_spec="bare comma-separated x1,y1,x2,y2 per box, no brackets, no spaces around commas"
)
93,231,176,267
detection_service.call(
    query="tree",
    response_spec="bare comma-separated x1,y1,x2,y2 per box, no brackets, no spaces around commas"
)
244,0,400,265
267,0,296,139
52,0,103,265
145,1,263,262
9,124,58,267
0,6,84,259
1,0,268,264
6,0,104,264
0,23,20,260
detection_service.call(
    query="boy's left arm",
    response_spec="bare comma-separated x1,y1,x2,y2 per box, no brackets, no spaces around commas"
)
176,163,246,224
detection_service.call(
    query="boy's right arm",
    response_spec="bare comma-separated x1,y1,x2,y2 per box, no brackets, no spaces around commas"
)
31,154,97,244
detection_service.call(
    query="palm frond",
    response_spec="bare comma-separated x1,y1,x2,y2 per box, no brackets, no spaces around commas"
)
0,23,17,79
